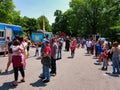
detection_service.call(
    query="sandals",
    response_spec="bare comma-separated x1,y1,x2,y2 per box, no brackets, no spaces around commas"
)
10,83,18,87
10,79,25,87
21,79,25,82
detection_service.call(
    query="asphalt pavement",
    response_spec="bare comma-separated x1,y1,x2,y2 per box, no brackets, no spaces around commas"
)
0,44,120,90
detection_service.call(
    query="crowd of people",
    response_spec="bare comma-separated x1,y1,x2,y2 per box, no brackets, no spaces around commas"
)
78,38,120,74
64,36,120,75
1,35,120,86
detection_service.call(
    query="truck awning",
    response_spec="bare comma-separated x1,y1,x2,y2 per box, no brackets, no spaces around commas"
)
6,26,22,32
0,23,22,31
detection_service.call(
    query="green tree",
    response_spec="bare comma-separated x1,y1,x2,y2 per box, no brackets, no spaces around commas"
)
22,16,38,39
52,10,62,34
64,0,120,39
0,0,20,24
12,11,21,25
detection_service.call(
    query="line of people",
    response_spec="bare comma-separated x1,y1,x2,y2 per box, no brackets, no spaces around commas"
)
84,38,120,75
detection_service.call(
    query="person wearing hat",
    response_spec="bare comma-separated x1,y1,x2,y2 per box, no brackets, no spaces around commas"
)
40,39,50,57
40,40,51,83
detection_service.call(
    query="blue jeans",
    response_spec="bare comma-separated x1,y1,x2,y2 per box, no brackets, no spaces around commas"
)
112,57,120,74
42,65,50,80
57,48,62,58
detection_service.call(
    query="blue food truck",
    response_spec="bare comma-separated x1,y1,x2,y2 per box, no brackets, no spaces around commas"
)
0,23,22,52
31,30,53,43
31,30,53,47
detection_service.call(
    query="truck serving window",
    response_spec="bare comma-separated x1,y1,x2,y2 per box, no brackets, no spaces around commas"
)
0,30,4,38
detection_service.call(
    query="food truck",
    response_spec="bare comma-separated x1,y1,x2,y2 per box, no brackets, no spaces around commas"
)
0,23,22,52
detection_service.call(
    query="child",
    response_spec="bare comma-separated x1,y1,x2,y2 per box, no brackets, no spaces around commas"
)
70,39,77,58
101,47,108,70
34,43,39,56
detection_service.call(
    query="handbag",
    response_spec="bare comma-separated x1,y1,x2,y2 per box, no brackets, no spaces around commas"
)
12,55,22,67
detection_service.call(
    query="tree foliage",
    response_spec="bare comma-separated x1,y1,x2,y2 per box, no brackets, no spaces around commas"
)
0,0,119,41
0,0,52,38
52,10,63,34
53,0,120,40
0,0,20,23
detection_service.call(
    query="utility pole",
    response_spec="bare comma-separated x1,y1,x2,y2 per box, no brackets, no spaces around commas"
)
42,16,45,31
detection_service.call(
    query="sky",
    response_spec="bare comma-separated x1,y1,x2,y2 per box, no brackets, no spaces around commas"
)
13,0,71,25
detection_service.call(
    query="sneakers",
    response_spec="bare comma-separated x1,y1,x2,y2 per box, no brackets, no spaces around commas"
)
50,73,56,76
101,67,107,71
101,67,104,70
40,76,45,79
112,72,120,74
43,79,50,83
50,72,56,75
104,67,107,71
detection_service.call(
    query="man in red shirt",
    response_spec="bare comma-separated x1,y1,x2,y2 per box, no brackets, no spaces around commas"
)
41,40,51,83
